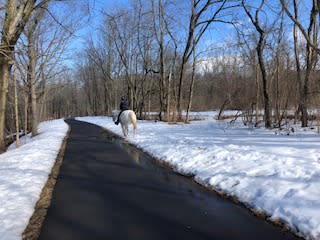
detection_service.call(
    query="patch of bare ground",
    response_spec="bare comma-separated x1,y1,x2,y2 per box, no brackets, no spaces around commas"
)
22,126,70,240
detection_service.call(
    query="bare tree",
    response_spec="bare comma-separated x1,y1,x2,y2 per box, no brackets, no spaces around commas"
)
281,0,319,127
106,10,137,110
25,3,48,136
0,1,47,151
185,37,196,123
242,0,271,128
268,12,290,127
280,0,320,54
151,0,167,121
12,0,84,130
176,0,238,120
164,17,178,122
13,70,19,147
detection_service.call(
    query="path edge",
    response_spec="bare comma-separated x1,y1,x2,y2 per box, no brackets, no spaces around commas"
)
106,128,305,240
21,123,71,240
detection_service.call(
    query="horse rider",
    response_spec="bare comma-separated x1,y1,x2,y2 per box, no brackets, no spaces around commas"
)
115,96,129,125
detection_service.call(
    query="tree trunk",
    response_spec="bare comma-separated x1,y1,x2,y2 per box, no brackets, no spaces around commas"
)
163,4,178,122
185,39,196,123
255,63,260,126
292,0,306,127
300,0,318,127
177,1,197,120
275,53,280,125
159,3,166,121
166,70,172,121
0,55,11,151
13,71,20,147
24,92,28,135
28,39,38,136
177,57,187,120
282,0,319,127
257,36,271,128
0,45,14,149
291,0,301,125
243,0,271,128
152,0,167,121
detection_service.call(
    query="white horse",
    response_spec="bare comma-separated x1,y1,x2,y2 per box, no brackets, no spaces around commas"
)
112,110,138,137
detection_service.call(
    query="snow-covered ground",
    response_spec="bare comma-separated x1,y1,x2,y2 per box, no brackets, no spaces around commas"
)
1,112,320,240
0,119,68,240
76,113,320,240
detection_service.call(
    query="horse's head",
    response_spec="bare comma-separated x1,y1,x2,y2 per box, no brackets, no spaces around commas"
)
111,110,120,122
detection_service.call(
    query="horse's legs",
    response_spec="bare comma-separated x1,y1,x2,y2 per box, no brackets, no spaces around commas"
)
121,124,127,137
125,125,129,137
132,123,136,136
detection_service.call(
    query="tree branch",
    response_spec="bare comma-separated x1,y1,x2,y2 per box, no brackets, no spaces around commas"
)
280,0,320,53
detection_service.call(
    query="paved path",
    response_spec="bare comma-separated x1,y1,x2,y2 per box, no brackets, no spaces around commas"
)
39,119,302,240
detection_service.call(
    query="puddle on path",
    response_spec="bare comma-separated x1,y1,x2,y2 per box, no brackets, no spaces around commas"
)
103,132,175,171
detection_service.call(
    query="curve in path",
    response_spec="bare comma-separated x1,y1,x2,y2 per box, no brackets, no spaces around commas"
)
39,119,302,240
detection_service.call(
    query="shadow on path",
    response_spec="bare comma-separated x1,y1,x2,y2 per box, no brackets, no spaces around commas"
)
39,119,302,240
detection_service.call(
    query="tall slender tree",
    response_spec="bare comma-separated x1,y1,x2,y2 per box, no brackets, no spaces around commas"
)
25,3,48,136
242,0,271,128
177,0,238,120
281,0,319,127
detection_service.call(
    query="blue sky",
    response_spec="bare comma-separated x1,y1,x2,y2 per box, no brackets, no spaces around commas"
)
64,0,314,65
77,0,236,53
61,0,131,53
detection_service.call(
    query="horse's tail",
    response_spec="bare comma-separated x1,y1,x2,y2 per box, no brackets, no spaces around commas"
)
129,111,138,130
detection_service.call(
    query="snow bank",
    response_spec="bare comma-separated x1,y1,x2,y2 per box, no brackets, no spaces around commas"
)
0,119,68,240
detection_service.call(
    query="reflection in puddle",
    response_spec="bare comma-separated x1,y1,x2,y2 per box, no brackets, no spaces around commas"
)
104,132,170,171
101,130,196,192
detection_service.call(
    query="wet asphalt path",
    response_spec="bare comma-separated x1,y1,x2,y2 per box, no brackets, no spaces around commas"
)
39,119,302,240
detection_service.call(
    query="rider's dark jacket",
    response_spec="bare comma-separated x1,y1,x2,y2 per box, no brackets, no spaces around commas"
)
120,99,129,111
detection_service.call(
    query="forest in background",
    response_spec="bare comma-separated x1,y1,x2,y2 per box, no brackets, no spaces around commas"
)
0,0,320,151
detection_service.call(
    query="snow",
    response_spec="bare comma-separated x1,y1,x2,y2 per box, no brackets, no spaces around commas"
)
1,112,320,240
0,119,68,240
76,113,320,240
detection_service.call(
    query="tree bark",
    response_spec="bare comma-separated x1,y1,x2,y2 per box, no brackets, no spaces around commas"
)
185,38,196,123
24,93,28,135
177,6,195,120
0,55,11,151
257,35,271,128
13,71,20,147
255,63,260,126
27,34,38,136
26,3,49,136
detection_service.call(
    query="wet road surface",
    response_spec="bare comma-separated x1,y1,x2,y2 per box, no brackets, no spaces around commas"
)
39,119,302,240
